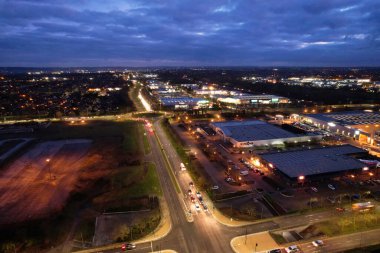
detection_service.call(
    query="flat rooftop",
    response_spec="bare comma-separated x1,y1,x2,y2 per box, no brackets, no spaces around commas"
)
159,97,208,106
305,111,380,126
260,145,367,178
212,120,300,142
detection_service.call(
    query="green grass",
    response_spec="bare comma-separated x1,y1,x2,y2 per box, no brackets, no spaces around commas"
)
316,211,380,237
159,119,210,191
110,163,162,198
139,126,151,154
154,131,181,194
122,122,141,155
128,162,162,197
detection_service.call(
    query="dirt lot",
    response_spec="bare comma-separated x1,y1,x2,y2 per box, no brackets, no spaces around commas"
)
0,139,92,224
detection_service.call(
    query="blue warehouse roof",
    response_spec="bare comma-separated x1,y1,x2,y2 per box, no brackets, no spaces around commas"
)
260,145,367,178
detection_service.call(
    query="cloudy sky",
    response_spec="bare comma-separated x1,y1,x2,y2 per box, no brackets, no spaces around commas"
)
0,0,379,67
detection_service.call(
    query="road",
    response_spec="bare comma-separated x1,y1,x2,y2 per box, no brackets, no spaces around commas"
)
100,116,357,253
299,228,380,253
9,83,379,253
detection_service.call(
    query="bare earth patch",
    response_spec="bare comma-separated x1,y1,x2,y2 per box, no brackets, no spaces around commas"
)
0,139,92,224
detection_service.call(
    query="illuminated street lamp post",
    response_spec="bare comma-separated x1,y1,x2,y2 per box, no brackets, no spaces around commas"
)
298,175,305,187
45,158,52,181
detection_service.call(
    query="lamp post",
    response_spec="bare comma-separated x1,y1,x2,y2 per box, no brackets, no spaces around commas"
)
45,158,52,181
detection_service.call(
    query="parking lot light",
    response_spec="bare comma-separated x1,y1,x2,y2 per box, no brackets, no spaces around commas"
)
369,172,374,177
298,175,305,180
363,167,369,171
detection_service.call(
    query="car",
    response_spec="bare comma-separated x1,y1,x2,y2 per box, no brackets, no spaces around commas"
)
328,184,336,190
225,177,232,182
188,189,192,195
267,249,282,253
285,245,299,253
240,170,249,176
211,185,219,190
189,182,194,187
194,203,201,211
196,191,202,198
121,243,136,251
311,187,318,192
312,240,324,247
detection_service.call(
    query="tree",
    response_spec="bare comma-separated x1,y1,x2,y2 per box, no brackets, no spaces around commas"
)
1,242,16,253
119,224,130,240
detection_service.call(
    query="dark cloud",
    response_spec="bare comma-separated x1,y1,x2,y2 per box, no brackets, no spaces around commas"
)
0,0,379,66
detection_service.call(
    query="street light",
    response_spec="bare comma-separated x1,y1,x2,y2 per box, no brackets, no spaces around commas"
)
45,158,52,180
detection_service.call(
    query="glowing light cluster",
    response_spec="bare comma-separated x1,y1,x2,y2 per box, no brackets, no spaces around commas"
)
138,91,152,111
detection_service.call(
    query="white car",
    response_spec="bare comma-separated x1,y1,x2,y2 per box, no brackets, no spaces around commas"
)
312,240,324,247
211,185,219,190
311,187,318,192
328,184,336,190
285,245,299,253
196,191,202,198
194,203,201,212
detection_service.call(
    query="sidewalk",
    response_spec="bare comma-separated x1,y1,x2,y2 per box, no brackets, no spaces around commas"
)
230,231,279,253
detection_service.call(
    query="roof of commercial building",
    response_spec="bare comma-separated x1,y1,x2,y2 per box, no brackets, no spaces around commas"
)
305,111,380,126
159,97,208,106
212,120,300,142
260,145,367,178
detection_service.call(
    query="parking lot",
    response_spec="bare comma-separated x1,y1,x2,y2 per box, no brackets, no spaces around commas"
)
171,118,380,217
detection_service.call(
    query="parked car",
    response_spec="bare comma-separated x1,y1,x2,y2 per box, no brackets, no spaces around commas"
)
211,185,219,190
194,203,201,212
312,240,324,247
328,184,336,190
311,187,318,192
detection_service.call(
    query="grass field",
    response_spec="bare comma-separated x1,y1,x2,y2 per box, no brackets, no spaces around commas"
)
139,125,151,154
0,139,23,156
128,162,162,197
316,211,380,236
107,162,162,199
0,120,164,252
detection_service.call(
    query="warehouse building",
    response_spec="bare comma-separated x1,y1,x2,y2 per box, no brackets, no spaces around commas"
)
211,120,321,148
260,145,368,180
159,97,209,110
303,111,380,145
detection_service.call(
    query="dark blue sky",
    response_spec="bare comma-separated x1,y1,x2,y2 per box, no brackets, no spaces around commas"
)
1,0,379,67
